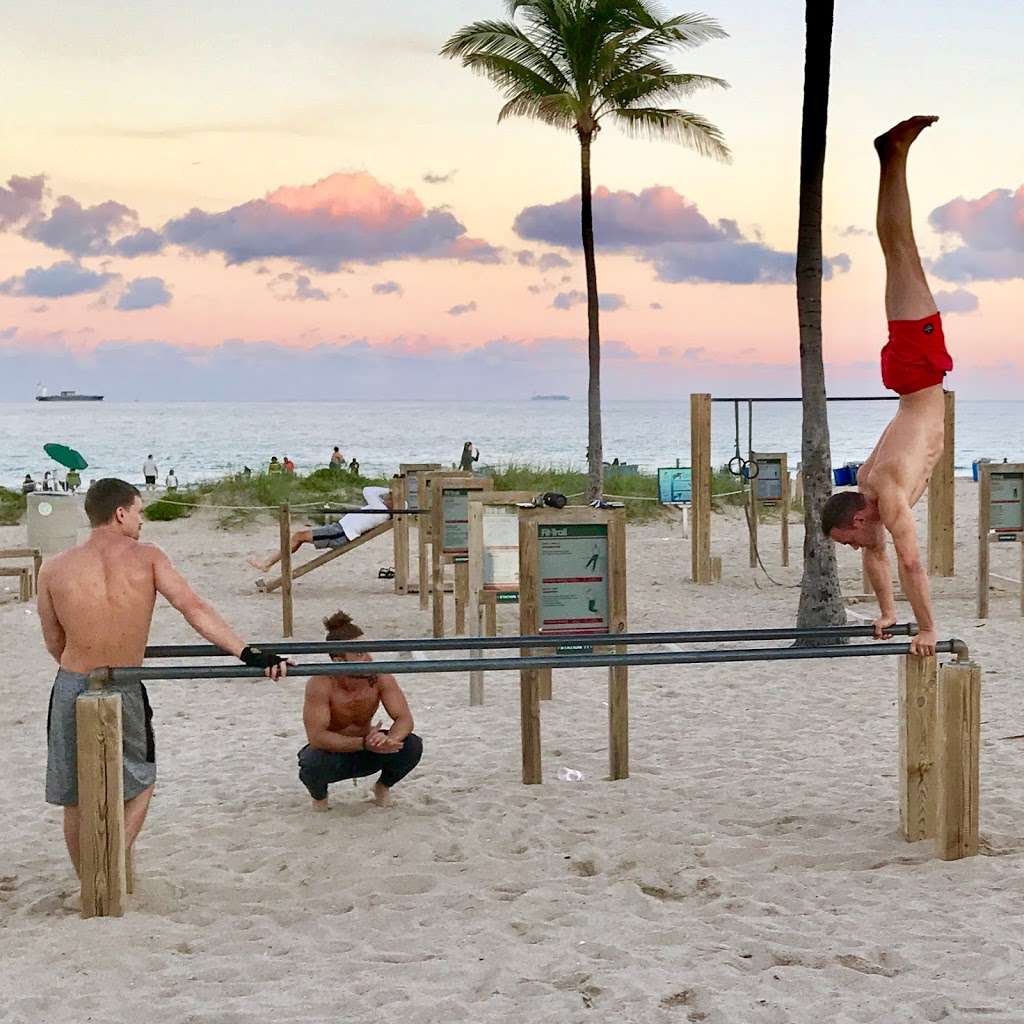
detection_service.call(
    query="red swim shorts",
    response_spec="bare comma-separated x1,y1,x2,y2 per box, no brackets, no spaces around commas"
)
880,312,953,396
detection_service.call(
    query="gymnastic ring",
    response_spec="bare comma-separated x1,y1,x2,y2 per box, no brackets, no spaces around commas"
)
727,455,746,476
746,460,760,480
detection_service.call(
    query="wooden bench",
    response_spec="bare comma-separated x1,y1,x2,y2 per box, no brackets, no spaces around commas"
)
0,548,42,601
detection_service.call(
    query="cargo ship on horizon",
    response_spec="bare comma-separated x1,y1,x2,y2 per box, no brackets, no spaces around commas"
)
35,385,104,402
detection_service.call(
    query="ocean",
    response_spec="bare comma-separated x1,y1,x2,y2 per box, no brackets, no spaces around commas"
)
0,398,1018,490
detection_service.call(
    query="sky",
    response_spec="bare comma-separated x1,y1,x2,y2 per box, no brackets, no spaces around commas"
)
1,0,1021,400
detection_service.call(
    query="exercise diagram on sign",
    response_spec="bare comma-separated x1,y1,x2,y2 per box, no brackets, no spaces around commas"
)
538,523,610,634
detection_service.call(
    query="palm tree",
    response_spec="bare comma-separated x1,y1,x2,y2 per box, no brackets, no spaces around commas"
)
795,0,845,630
442,0,729,499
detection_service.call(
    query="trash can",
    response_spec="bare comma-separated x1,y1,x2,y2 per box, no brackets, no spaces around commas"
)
27,492,86,555
972,458,991,482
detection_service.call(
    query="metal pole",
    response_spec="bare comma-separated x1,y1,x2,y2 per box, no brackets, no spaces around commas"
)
144,622,919,659
106,639,966,684
712,396,898,403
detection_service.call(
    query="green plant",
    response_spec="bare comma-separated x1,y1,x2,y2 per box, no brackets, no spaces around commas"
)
0,486,27,526
143,497,193,522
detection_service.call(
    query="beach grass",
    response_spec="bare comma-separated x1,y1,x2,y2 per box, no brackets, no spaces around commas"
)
0,487,27,526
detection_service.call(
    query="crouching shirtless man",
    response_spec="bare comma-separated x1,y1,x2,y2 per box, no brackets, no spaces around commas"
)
821,116,952,657
298,610,423,809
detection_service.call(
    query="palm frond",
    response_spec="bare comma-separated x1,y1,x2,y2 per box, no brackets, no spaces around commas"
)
597,70,729,114
463,52,572,103
498,91,580,131
440,20,571,89
611,106,731,161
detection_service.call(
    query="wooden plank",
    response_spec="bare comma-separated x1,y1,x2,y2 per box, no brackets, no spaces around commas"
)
469,603,488,707
76,691,127,918
978,464,991,618
927,390,955,577
390,478,407,595
260,520,393,593
518,512,542,784
781,454,790,568
898,653,937,842
936,659,981,860
690,393,712,584
607,509,629,781
279,504,293,638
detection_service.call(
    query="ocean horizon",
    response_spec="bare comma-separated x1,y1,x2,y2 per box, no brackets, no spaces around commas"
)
1,397,1019,490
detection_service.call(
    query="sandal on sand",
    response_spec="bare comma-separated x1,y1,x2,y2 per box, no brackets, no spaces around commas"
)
377,567,396,579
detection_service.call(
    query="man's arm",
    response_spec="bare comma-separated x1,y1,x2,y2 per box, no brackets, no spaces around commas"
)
377,675,414,743
862,546,898,637
877,490,937,655
152,547,287,676
302,677,366,752
36,567,66,663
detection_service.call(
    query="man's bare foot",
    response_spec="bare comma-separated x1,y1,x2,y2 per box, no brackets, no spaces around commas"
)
372,782,392,807
311,798,330,812
247,555,272,572
874,116,939,159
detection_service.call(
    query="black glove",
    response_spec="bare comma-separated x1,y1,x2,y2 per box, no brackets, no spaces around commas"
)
533,491,567,509
239,645,288,670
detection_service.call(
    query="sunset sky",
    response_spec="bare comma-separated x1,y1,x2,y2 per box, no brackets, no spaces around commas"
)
1,0,1021,400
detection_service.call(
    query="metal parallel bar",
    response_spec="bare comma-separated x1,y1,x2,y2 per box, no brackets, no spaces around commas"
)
105,639,965,684
712,396,898,403
144,623,918,659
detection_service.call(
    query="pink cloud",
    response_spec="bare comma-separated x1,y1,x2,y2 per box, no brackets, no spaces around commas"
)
266,173,424,229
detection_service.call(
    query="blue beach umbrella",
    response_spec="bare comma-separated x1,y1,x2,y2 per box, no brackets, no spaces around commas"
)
43,443,89,471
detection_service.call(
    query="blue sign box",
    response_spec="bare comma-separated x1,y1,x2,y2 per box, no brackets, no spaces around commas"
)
657,466,692,505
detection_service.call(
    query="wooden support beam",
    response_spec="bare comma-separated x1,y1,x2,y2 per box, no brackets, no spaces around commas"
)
279,504,293,638
390,478,407,595
898,653,937,842
690,393,712,584
935,658,981,860
608,663,628,781
927,390,955,577
76,690,127,918
259,520,393,593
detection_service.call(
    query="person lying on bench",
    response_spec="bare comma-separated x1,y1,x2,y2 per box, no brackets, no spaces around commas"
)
248,485,392,574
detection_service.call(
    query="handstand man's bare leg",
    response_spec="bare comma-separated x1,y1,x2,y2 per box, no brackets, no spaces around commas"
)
874,115,939,323
248,529,313,573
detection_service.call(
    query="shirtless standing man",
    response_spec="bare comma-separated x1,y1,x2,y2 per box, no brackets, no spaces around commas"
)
821,116,952,657
298,610,422,809
37,478,289,878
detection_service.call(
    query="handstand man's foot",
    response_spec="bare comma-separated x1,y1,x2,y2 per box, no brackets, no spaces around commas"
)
874,115,939,159
311,797,330,812
372,782,392,807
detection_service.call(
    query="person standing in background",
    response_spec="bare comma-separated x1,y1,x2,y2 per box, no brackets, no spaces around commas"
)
165,470,179,492
348,457,360,475
459,441,479,472
142,455,158,491
22,474,37,494
283,456,296,474
268,456,283,475
330,447,344,470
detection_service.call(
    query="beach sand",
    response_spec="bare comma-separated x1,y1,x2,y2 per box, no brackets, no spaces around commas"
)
2,479,1022,1023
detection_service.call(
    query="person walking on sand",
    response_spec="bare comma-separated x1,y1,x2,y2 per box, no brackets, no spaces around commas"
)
821,116,952,657
36,478,289,880
459,441,479,472
248,485,392,577
298,610,422,810
142,455,158,491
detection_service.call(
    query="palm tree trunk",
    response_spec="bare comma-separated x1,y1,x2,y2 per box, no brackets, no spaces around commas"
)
795,0,845,631
579,132,603,501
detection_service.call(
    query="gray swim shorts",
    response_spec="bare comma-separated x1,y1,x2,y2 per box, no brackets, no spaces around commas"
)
311,523,350,550
46,668,157,806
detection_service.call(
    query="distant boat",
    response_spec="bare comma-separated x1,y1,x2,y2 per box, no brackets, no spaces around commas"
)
36,386,103,403
531,394,570,401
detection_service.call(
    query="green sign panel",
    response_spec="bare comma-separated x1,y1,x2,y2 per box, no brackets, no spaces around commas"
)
496,590,519,603
441,488,471,554
754,459,783,502
537,523,609,635
657,466,691,504
556,643,594,655
990,472,1024,532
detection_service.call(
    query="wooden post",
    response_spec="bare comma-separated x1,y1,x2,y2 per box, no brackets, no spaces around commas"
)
76,689,127,918
469,602,487,707
747,475,759,569
690,393,712,584
898,653,937,842
749,452,788,569
607,511,629,781
935,658,981,860
417,472,431,610
781,459,790,568
927,390,955,577
518,516,542,784
978,464,991,618
279,504,293,638
431,542,445,638
454,560,469,634
390,478,407,595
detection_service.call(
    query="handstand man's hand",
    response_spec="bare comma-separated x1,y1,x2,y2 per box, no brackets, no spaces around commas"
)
910,629,938,657
872,614,899,640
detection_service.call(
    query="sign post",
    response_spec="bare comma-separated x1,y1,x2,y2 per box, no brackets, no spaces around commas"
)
977,462,1024,618
394,463,440,595
747,452,789,569
518,506,628,785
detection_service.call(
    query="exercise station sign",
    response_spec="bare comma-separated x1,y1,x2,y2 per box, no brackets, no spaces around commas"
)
537,523,609,634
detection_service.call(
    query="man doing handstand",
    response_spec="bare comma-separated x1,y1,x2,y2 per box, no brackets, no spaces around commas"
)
821,116,952,657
